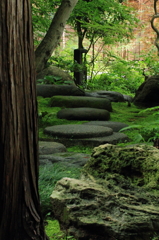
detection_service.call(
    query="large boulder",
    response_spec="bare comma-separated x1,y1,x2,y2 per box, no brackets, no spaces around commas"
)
36,66,74,84
57,108,110,121
133,75,159,107
37,84,85,98
51,144,159,240
49,96,112,111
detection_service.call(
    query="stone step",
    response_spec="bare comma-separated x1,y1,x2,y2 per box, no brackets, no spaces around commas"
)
57,108,110,121
44,124,113,139
44,124,129,147
49,95,112,111
39,141,67,155
82,121,129,132
37,84,85,98
51,132,129,147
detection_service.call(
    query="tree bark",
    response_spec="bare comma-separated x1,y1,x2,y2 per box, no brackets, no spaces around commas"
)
35,0,78,73
151,0,159,53
0,1,47,239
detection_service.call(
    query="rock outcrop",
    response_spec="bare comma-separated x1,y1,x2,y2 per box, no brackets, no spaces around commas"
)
133,75,159,107
36,66,74,84
51,144,159,240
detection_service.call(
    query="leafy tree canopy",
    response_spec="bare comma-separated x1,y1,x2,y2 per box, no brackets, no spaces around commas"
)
31,0,139,48
31,0,61,45
68,0,139,47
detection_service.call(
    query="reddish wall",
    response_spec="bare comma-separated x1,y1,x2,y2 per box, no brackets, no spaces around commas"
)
120,0,157,59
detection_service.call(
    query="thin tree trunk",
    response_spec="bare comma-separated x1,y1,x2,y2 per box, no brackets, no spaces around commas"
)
0,1,47,239
35,0,78,73
151,0,159,53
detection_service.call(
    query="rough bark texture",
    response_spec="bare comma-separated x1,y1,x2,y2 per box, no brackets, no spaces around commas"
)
0,1,47,239
35,0,78,73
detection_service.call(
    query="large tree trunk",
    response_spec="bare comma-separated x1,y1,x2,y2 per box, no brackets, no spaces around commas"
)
0,1,47,239
35,0,78,73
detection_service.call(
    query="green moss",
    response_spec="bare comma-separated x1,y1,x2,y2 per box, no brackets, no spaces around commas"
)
67,145,93,154
49,95,112,111
83,144,159,189
45,219,76,240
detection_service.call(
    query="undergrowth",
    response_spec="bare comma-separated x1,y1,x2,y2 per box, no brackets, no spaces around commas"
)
39,163,81,217
45,219,76,240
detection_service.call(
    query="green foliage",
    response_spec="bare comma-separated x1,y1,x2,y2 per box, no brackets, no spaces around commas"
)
69,0,139,46
120,124,159,143
39,163,81,217
37,75,72,85
49,54,87,75
48,54,74,71
109,102,159,146
45,219,76,239
37,75,63,84
86,57,144,94
67,145,93,154
31,0,61,46
152,236,159,240
140,47,159,76
120,106,159,143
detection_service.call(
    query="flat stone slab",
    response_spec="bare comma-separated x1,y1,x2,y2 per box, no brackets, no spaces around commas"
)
77,132,129,146
37,84,85,98
57,108,110,121
44,124,113,139
85,90,124,102
83,121,129,132
39,152,90,168
39,141,67,155
49,96,112,112
54,132,129,147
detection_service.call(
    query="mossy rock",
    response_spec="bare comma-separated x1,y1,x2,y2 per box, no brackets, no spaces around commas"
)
83,143,159,189
49,96,112,112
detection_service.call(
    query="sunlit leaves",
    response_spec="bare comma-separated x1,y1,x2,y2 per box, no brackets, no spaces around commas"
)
68,0,139,45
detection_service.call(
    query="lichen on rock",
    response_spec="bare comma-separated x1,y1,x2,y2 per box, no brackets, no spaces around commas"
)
83,144,159,189
51,144,159,240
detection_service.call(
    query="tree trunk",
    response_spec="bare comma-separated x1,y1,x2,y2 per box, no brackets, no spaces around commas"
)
151,0,159,53
0,1,47,239
35,0,78,73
